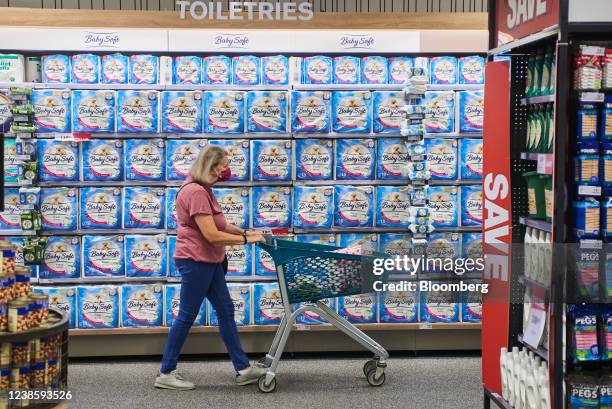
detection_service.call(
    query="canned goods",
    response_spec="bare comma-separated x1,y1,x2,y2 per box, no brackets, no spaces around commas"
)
0,392,7,409
10,366,29,390
29,293,48,327
0,274,14,304
45,358,58,386
11,342,29,367
29,339,42,363
0,367,8,391
16,297,34,331
0,303,6,332
0,242,16,278
29,361,45,389
7,300,28,333
12,268,31,299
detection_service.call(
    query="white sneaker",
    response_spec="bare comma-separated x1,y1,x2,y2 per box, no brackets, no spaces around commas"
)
154,370,196,390
235,365,267,386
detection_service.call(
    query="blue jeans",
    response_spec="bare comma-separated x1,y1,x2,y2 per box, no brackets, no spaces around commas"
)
160,258,250,373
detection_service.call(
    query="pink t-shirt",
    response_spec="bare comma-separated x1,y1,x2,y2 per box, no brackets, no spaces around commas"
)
174,177,227,263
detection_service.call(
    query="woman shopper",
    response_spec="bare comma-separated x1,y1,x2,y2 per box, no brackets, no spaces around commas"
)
155,145,266,390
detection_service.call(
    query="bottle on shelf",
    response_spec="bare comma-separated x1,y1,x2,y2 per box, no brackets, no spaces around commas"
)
500,347,509,401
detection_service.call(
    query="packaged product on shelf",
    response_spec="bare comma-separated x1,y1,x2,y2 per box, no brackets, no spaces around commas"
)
338,293,377,324
39,236,80,279
246,91,287,133
261,55,289,85
600,305,612,360
424,91,455,134
427,186,459,228
603,197,612,242
425,138,458,180
172,56,201,85
376,186,411,228
5,238,25,266
77,285,119,329
203,91,245,134
0,54,24,83
603,97,612,140
251,139,292,182
82,235,125,277
225,243,252,277
575,244,600,299
425,233,460,272
0,90,14,133
295,139,333,180
334,185,374,228
166,139,206,180
72,90,116,133
302,56,332,84
291,91,331,133
388,57,414,84
3,139,18,183
116,90,160,133
212,187,249,230
335,138,375,180
567,374,600,409
254,245,276,276
26,56,40,82
293,186,334,229
80,187,122,230
202,56,231,85
121,284,163,327
160,56,172,86
458,91,484,133
253,282,283,325
332,91,372,133
574,45,604,91
604,48,612,89
420,284,459,323
373,91,406,134
207,139,250,181
295,298,335,325
461,282,482,323
458,56,485,85
332,56,360,85
124,139,165,181
573,198,601,239
123,187,165,229
294,234,336,245
31,89,71,133
35,287,76,328
101,54,129,84
337,233,378,252
460,185,483,227
232,55,259,85
574,142,600,185
0,189,21,230
82,140,123,181
459,139,483,180
577,103,599,140
124,235,167,278
360,56,387,84
168,235,178,277
379,291,418,323
208,283,251,326
429,56,457,85
71,54,100,84
252,186,291,228
461,232,483,261
166,187,178,231
39,187,78,231
568,303,600,363
37,140,79,182
165,284,206,327
41,55,70,83
161,91,203,134
129,54,159,84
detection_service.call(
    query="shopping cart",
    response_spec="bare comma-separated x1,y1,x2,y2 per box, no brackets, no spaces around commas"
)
254,236,390,393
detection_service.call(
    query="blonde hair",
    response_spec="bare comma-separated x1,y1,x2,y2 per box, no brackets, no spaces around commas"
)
189,145,227,185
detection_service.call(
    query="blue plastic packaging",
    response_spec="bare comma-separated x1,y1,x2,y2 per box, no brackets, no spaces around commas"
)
338,293,377,323
574,141,601,185
337,233,378,252
172,56,201,84
77,286,119,329
166,284,207,327
334,185,374,228
461,283,483,323
460,139,483,180
425,138,458,180
568,303,600,363
461,185,483,227
388,57,414,84
603,197,612,242
101,54,129,84
72,90,115,133
430,56,458,84
361,56,387,84
204,91,245,134
232,56,260,85
166,139,206,181
124,139,165,181
207,139,250,181
424,91,455,134
291,91,331,133
458,91,485,133
333,56,360,84
427,186,459,228
255,245,276,276
0,189,20,230
3,138,18,183
32,89,71,133
161,91,203,133
246,91,287,133
602,96,612,140
335,138,375,180
293,186,334,229
129,55,158,84
458,56,485,84
42,55,70,83
39,188,77,231
376,186,411,228
253,283,283,325
71,54,100,84
123,187,165,229
209,283,251,326
37,140,79,181
121,284,164,327
376,138,410,180
166,187,178,231
577,104,598,140
461,233,483,260
116,90,159,133
302,56,332,84
36,287,77,328
80,187,122,230
252,186,292,228
420,284,460,323
202,56,231,85
294,139,333,180
373,91,405,134
82,235,125,277
39,237,81,279
261,55,289,85
251,140,292,182
573,198,601,239
380,291,418,323
332,91,372,133
124,235,167,278
212,187,250,229
224,244,253,277
82,140,123,182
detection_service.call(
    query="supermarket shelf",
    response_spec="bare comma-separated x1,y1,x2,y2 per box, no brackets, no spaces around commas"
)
292,133,407,139
518,275,550,293
434,226,481,232
518,217,552,233
520,95,555,105
578,92,605,103
0,230,36,236
40,229,171,236
424,133,482,139
429,180,482,186
293,180,408,186
0,82,291,91
484,390,514,409
518,334,549,361
487,26,559,56
35,275,278,285
293,84,405,91
35,180,290,188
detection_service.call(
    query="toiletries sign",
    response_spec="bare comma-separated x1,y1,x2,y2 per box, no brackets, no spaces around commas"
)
176,1,314,21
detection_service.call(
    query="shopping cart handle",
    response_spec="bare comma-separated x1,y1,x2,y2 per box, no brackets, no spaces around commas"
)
262,233,274,245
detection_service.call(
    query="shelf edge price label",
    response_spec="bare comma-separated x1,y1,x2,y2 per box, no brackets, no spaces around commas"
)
577,185,602,196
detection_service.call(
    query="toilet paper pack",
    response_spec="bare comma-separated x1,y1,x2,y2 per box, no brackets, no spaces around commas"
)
261,55,289,85
77,286,119,329
42,55,70,83
129,55,159,84
380,291,418,323
37,287,76,328
373,91,405,133
336,138,375,180
123,187,165,229
459,139,483,180
425,233,460,272
429,56,458,85
388,57,414,84
338,293,377,323
165,284,206,327
37,140,79,182
0,54,25,83
333,56,360,85
72,90,116,133
424,91,455,134
80,187,122,230
117,90,159,133
376,186,411,228
334,185,374,228
207,139,249,181
458,56,485,85
295,298,335,325
32,89,71,133
225,244,252,277
425,138,458,180
255,245,276,276
212,187,250,229
252,140,292,182
39,237,81,279
166,139,206,181
460,185,483,227
379,233,411,257
0,189,21,230
122,284,164,327
71,54,100,84
166,187,178,231
254,282,284,325
25,56,41,83
295,139,333,180
232,56,259,85
40,187,78,231
458,91,485,133
82,140,123,181
124,139,165,181
4,138,18,183
294,234,336,245
337,233,378,252
208,283,251,326
376,138,410,180
293,186,334,229
204,91,245,134
83,235,125,277
0,90,14,133
332,91,372,133
252,186,292,228
461,233,483,261
172,56,201,85
291,91,331,133
420,284,460,323
427,186,459,228
202,56,231,85
101,54,129,84
125,235,167,278
461,282,483,322
302,56,333,84
161,91,203,134
361,56,388,84
246,91,287,133
168,236,178,277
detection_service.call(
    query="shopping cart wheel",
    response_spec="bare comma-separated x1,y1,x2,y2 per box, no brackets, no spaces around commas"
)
258,375,277,393
363,359,377,376
366,368,386,387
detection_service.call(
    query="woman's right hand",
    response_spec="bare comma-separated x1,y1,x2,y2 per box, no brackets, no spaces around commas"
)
247,233,266,243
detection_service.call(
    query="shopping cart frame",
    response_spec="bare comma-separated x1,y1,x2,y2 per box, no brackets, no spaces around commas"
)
255,237,389,393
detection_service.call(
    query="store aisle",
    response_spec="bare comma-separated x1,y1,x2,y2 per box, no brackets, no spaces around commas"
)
68,355,482,409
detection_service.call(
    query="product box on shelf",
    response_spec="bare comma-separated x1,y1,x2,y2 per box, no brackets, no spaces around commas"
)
361,56,388,84
232,55,260,85
42,55,70,83
246,91,288,133
117,90,160,133
461,283,482,323
202,56,231,85
332,91,372,134
294,234,336,245
166,139,206,181
251,140,292,182
3,138,18,183
458,56,485,85
165,284,207,327
253,282,283,325
388,57,414,85
295,298,335,325
424,91,455,134
32,89,71,133
161,91,203,134
334,185,374,228
209,283,251,326
172,56,201,85
166,187,178,231
424,233,460,273
80,187,122,230
207,140,250,181
293,185,334,229
37,140,79,182
254,245,276,276
291,91,332,133
261,55,289,85
337,233,378,251
302,56,333,84
379,233,411,257
212,187,250,230
0,54,24,83
123,187,165,229
0,189,21,230
333,56,360,85
82,235,125,277
0,91,13,133
376,138,410,180
5,237,25,266
460,185,483,227
459,139,483,180
335,138,375,180
101,54,129,84
77,285,120,329
129,55,159,84
380,291,418,323
168,235,178,277
40,187,78,231
71,54,100,84
124,139,165,181
427,186,459,228
124,234,167,278
458,91,485,133
376,186,411,228
204,91,245,134
225,243,253,277
295,139,333,180
425,138,458,180
373,91,405,134
252,186,292,228
72,90,116,133
461,232,483,260
121,284,164,327
82,140,123,181
39,236,81,279
429,56,458,85
338,293,377,324
36,287,77,329
420,283,460,323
